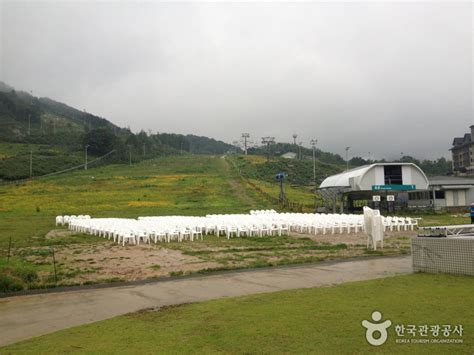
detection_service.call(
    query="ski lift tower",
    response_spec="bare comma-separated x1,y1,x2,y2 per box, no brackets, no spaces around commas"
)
261,136,275,161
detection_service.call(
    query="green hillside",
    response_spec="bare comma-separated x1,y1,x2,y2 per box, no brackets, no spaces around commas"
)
249,142,346,166
229,154,343,186
0,83,236,181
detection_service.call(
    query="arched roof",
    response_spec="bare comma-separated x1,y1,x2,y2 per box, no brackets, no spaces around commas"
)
319,163,429,189
319,165,372,188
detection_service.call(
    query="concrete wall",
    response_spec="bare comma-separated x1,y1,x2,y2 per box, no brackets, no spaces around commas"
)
466,187,474,205
408,198,446,209
412,237,474,276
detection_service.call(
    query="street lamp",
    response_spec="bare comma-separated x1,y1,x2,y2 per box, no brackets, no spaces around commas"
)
292,133,297,145
241,133,250,155
345,146,351,171
84,144,90,170
310,139,318,183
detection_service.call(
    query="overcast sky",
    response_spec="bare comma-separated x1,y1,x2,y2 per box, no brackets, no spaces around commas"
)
1,1,472,160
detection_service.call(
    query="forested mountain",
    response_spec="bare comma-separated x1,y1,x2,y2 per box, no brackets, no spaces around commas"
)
0,82,236,180
0,82,453,181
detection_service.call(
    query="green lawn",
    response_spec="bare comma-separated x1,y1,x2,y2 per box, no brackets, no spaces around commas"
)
415,213,469,227
2,273,472,354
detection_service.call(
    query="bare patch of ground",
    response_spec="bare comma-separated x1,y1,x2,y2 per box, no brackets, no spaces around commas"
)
58,242,220,283
21,240,220,285
19,228,413,288
45,229,76,239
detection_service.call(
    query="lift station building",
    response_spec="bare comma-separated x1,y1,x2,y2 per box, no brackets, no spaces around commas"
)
318,163,429,212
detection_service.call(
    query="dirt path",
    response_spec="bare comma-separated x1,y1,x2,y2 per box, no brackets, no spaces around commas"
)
0,256,411,347
220,156,259,207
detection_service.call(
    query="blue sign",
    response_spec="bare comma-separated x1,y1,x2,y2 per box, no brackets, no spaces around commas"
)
372,184,416,191
275,172,285,180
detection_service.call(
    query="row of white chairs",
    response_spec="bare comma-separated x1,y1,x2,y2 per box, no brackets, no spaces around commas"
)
67,216,288,245
61,211,418,246
250,210,277,215
383,216,418,231
56,215,90,226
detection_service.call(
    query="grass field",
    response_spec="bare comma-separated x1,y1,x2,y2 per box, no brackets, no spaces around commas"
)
0,155,469,291
0,155,272,290
248,178,318,206
0,155,268,246
2,273,472,353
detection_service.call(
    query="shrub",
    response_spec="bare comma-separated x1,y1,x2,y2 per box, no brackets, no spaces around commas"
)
13,267,39,283
169,271,184,277
0,274,24,293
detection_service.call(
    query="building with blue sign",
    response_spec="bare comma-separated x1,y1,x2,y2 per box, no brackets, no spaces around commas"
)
318,163,429,212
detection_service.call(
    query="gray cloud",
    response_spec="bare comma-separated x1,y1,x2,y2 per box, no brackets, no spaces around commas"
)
1,1,472,159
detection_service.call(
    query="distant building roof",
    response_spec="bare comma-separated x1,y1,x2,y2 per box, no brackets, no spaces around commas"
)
319,165,373,188
428,175,474,186
452,133,471,148
281,152,297,159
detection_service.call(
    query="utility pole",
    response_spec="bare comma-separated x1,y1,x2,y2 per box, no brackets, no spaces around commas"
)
28,97,33,136
29,149,33,178
84,145,90,170
241,133,250,155
310,139,318,183
345,146,351,171
261,137,275,162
